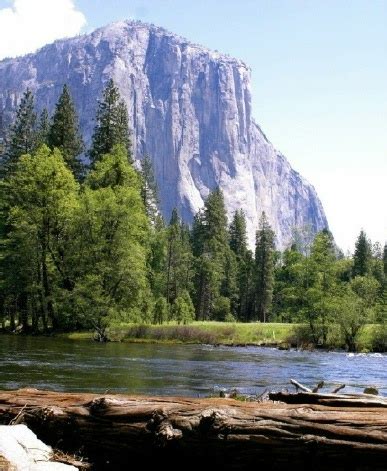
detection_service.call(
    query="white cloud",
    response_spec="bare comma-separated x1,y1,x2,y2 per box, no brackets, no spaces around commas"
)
0,0,86,60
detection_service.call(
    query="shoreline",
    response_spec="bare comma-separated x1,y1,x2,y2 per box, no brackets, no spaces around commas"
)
1,326,385,353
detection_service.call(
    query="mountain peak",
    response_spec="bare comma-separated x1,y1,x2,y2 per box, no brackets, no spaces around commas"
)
0,21,327,248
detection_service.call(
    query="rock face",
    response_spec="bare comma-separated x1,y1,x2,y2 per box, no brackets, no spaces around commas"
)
0,20,328,248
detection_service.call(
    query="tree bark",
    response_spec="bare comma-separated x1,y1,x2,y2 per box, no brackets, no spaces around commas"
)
0,389,386,470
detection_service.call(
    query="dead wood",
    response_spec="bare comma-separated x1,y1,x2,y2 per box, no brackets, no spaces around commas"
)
0,388,386,470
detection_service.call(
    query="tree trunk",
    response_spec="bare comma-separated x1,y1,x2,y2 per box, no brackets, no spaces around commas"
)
0,389,386,470
41,242,56,329
18,292,29,332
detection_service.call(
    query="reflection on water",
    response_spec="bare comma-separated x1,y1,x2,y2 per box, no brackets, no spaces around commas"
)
0,335,385,396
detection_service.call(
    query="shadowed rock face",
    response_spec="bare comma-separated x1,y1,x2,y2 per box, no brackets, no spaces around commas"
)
0,20,328,248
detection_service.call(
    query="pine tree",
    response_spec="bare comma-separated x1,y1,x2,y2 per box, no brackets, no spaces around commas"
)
48,85,84,179
229,209,247,257
383,243,387,278
5,89,37,173
35,108,50,148
254,212,275,322
164,209,194,307
229,210,254,320
193,188,230,320
140,154,159,224
204,188,229,250
89,80,131,164
353,230,372,277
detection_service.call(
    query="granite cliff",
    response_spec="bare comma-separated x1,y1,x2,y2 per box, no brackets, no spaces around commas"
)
0,20,328,248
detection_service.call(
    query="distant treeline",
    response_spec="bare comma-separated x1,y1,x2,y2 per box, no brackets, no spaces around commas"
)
0,82,386,350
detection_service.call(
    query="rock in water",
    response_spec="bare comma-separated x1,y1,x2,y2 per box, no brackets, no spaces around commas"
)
0,424,78,470
0,20,328,248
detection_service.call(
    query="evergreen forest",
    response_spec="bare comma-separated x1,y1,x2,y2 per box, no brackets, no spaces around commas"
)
0,82,386,351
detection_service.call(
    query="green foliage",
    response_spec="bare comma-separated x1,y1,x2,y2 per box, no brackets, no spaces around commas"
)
48,85,84,179
333,293,373,352
4,89,37,174
153,297,168,324
73,145,149,330
350,275,380,305
353,230,372,277
4,145,79,329
229,210,254,320
164,209,193,305
229,209,247,257
172,290,195,324
36,109,50,148
89,79,131,164
193,188,231,320
254,212,275,322
86,144,139,190
213,296,231,321
0,86,386,353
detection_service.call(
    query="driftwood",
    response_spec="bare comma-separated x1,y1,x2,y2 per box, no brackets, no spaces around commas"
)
290,378,312,392
0,389,386,470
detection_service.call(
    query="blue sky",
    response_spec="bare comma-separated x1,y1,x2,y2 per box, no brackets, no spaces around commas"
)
0,0,386,251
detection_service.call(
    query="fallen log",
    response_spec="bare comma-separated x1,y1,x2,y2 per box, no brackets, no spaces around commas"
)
269,391,387,407
0,389,386,470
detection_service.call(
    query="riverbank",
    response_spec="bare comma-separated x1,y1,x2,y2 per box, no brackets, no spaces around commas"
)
59,321,381,351
61,322,295,347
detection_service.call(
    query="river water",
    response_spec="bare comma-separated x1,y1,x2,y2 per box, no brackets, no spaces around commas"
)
0,335,385,396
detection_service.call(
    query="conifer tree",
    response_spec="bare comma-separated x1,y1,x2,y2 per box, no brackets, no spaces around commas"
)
35,108,50,148
164,209,194,307
383,243,387,278
353,230,372,277
229,209,247,257
48,85,84,179
193,188,230,320
254,212,275,322
5,89,36,173
229,210,254,320
89,79,131,164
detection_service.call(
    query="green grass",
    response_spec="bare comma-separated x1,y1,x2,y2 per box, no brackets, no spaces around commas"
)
57,331,95,340
57,322,384,352
107,321,294,346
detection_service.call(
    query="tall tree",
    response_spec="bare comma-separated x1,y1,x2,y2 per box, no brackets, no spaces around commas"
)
229,210,252,320
89,80,131,164
229,209,247,257
353,230,372,277
307,230,337,345
35,108,50,148
383,243,387,278
5,145,79,330
193,188,230,320
5,89,36,173
74,144,149,338
163,209,193,308
254,212,275,322
48,85,84,179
